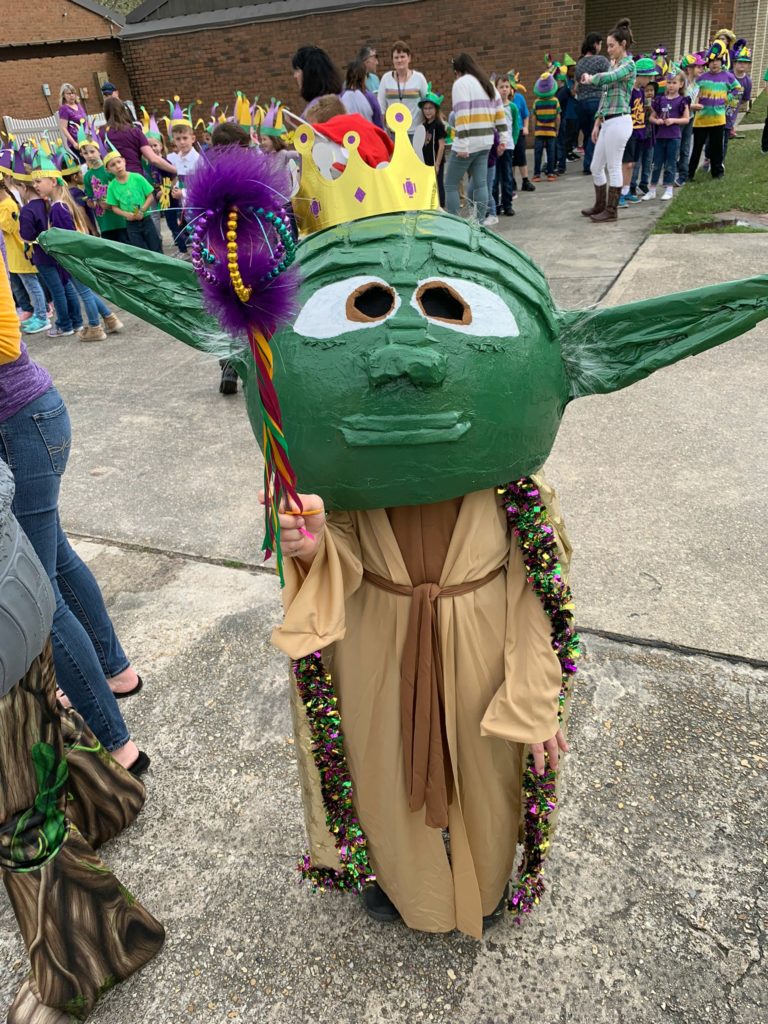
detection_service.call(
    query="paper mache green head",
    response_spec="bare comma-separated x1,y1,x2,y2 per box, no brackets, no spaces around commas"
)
40,211,768,511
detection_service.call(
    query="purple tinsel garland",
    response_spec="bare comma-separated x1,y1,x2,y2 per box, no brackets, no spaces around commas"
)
292,476,580,918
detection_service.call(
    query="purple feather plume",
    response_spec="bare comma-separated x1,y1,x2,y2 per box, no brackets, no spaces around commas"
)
185,144,299,338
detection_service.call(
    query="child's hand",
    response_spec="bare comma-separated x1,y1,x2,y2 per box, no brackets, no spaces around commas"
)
258,490,326,564
530,727,569,775
171,186,182,199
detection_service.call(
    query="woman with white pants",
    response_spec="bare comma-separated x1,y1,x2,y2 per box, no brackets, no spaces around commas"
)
580,18,636,223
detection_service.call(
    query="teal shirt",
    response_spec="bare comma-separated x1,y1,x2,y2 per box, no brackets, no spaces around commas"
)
83,166,124,233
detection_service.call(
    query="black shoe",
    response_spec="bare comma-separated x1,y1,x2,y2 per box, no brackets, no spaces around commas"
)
522,180,536,192
556,168,566,175
502,207,515,216
220,362,238,395
482,882,509,931
127,750,150,778
362,883,401,923
114,674,143,700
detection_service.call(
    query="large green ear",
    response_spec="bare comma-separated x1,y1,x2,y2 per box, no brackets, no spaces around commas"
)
38,229,246,370
558,276,768,398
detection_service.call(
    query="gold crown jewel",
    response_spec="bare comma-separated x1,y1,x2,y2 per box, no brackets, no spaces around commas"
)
293,103,439,235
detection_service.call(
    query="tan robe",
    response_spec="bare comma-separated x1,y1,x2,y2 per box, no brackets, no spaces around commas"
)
273,479,571,939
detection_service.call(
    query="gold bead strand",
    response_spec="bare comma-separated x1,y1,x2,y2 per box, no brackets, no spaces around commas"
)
226,209,253,303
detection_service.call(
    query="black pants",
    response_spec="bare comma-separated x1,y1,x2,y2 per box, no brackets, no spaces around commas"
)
125,217,162,253
689,126,724,180
762,112,768,152
100,228,129,245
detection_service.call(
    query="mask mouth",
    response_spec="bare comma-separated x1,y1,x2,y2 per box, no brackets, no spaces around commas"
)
340,411,470,446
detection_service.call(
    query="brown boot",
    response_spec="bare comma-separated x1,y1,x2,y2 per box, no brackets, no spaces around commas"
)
103,313,124,333
591,186,621,222
79,325,107,342
581,183,606,217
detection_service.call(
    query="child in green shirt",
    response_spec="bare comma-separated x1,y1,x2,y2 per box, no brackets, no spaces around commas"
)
81,142,127,243
104,152,162,253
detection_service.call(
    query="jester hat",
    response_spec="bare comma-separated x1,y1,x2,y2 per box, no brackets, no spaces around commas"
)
534,73,557,98
29,146,63,182
707,40,729,63
140,107,163,141
206,102,228,134
36,101,768,524
635,56,660,77
506,69,527,93
260,99,286,138
418,83,444,108
0,138,31,181
735,45,752,63
52,142,81,177
163,95,201,133
102,137,123,169
234,91,254,129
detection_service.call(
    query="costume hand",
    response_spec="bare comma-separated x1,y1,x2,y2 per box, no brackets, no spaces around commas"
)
258,490,326,562
530,728,569,775
591,123,600,144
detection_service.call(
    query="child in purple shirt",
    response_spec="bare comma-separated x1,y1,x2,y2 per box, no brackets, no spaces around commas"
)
647,73,690,200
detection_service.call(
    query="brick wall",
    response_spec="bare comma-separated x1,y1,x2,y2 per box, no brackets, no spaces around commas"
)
0,0,120,46
120,0,586,122
710,0,736,32
585,0,714,56
0,45,130,119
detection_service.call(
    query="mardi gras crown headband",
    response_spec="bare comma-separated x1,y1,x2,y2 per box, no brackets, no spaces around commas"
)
293,103,439,236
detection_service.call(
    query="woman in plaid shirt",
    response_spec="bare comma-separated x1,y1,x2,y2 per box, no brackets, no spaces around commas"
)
580,18,636,222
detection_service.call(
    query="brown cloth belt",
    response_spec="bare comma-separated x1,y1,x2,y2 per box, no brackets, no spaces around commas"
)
363,565,504,829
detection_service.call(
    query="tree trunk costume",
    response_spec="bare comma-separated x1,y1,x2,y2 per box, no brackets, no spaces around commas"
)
40,104,768,940
0,268,164,1021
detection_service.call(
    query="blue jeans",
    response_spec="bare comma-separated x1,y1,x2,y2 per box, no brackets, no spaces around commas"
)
677,121,693,182
445,148,491,222
163,200,186,251
556,119,567,172
11,273,47,319
630,143,653,190
37,263,83,333
493,149,514,211
486,165,497,214
534,136,556,176
577,97,601,172
126,216,163,253
73,281,111,326
651,138,681,186
0,387,131,750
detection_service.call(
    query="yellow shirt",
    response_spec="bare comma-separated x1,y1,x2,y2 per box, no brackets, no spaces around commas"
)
0,264,22,365
0,193,36,275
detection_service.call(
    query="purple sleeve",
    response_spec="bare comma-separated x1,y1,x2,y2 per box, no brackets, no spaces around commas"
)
366,91,385,129
49,203,75,231
742,78,753,103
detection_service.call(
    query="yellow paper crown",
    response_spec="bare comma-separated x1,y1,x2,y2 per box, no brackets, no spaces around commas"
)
293,103,438,236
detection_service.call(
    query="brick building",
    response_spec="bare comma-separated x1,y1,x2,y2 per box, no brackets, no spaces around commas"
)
117,0,765,120
0,0,131,120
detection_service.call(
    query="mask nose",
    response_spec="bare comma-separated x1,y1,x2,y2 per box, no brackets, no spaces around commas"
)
365,343,447,387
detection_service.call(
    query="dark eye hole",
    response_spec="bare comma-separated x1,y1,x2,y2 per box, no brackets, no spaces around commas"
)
346,283,396,322
416,283,471,325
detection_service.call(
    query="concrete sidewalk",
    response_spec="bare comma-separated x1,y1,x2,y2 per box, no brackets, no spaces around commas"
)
1,169,766,1024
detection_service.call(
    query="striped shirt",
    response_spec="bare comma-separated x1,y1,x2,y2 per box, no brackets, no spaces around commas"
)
378,70,428,130
533,96,560,137
451,75,509,156
592,56,636,118
694,70,741,127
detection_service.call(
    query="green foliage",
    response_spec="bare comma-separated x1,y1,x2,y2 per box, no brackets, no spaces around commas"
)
654,130,768,233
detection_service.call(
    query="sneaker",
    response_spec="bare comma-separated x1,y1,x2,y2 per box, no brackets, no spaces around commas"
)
502,207,515,216
79,325,107,342
531,176,542,183
46,326,74,338
18,310,33,322
625,192,641,204
482,214,499,226
674,178,686,187
661,187,674,201
618,194,628,208
21,315,51,334
642,189,656,201
522,179,536,192
546,174,558,181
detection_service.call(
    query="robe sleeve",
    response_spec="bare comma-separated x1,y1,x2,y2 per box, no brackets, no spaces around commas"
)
271,511,364,659
480,476,574,744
